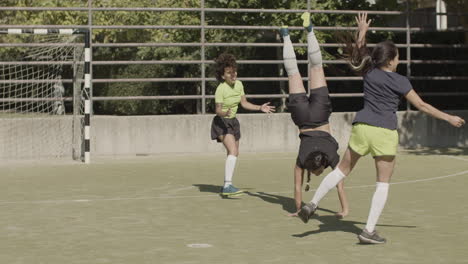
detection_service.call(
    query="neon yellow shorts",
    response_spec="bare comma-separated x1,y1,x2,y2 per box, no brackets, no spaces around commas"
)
348,123,398,157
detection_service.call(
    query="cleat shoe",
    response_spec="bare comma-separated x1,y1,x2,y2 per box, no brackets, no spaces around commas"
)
221,185,244,196
298,202,317,223
301,12,313,32
279,26,289,37
358,229,387,244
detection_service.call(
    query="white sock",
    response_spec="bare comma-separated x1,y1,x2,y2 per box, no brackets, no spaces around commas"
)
365,182,390,233
224,155,237,187
282,35,299,76
307,30,322,67
311,168,346,205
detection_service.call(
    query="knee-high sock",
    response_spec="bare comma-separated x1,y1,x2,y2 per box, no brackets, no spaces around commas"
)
224,155,237,187
282,35,299,76
307,29,322,67
311,168,345,205
365,182,389,233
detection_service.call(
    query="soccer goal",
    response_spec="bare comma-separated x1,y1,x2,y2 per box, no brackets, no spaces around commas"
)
0,29,91,163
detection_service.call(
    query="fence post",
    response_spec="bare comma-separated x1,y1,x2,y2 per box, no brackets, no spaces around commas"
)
307,0,311,96
201,0,206,114
406,0,411,111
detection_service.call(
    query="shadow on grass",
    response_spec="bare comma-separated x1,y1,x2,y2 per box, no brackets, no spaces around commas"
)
245,191,297,213
244,191,417,243
293,207,417,245
193,184,222,194
193,184,254,200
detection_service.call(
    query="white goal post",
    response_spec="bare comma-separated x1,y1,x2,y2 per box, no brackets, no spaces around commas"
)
0,28,91,163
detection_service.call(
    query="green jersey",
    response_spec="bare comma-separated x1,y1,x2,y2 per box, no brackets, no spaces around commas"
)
214,80,245,119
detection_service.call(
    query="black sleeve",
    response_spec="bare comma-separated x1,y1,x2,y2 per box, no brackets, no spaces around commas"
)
329,152,340,169
296,156,304,169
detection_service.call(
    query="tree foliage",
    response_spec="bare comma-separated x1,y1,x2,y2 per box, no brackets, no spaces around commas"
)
2,0,464,114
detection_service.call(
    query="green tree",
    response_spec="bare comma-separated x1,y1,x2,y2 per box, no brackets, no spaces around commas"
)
1,0,418,114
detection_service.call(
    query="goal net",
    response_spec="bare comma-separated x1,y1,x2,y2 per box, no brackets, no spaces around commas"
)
0,29,87,162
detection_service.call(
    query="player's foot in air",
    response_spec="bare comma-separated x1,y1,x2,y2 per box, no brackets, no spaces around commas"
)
298,202,317,223
279,26,289,37
301,12,313,32
221,184,244,196
358,229,387,244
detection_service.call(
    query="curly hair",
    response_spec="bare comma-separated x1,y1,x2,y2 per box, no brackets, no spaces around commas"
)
214,53,237,82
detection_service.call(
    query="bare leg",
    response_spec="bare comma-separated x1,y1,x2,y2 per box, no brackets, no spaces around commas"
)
309,66,327,90
375,156,396,183
218,134,239,157
335,180,349,218
288,72,306,94
338,147,362,175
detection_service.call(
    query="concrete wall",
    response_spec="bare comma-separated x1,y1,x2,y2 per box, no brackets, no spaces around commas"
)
0,116,75,159
1,111,466,159
91,110,468,156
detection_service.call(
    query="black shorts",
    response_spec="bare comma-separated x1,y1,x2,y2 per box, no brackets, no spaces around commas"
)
210,116,241,142
287,86,332,129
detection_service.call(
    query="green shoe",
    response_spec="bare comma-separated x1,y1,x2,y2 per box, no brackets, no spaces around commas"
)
301,12,313,32
279,26,289,37
221,185,244,196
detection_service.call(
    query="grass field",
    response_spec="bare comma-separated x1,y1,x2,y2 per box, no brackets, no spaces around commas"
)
1,149,468,264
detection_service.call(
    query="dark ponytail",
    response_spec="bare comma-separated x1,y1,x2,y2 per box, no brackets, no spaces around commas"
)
341,33,398,75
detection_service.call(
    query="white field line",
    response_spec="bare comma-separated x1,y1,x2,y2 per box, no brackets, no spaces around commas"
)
0,158,467,205
442,155,468,162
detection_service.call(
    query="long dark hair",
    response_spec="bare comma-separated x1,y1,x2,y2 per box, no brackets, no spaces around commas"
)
303,151,329,191
214,53,237,82
342,34,398,75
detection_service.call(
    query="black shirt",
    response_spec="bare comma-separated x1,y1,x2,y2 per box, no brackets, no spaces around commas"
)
296,130,340,170
354,68,413,130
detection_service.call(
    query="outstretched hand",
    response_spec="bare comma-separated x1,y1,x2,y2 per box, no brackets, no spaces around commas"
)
260,102,276,113
448,115,465,127
355,12,371,32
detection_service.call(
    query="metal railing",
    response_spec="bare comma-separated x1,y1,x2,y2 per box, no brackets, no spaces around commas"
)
1,1,467,113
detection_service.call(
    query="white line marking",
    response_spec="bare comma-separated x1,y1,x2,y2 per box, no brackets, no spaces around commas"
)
0,168,467,206
187,244,213,248
166,186,196,193
442,155,468,162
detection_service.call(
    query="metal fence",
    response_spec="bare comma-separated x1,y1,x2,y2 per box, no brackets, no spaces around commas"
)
1,1,467,114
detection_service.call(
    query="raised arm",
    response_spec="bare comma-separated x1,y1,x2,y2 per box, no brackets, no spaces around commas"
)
405,90,465,127
355,12,371,48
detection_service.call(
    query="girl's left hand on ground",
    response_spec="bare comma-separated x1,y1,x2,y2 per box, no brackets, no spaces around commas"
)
261,102,276,113
287,212,299,217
